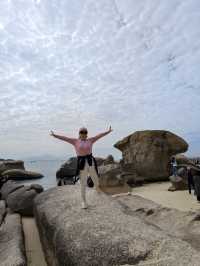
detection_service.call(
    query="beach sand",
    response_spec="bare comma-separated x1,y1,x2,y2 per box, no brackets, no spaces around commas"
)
131,181,200,212
22,217,47,266
110,181,200,212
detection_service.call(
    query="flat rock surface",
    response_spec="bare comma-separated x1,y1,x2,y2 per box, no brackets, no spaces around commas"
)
34,186,200,266
0,213,26,266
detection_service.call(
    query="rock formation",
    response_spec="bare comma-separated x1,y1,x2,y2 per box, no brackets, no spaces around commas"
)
0,160,25,175
98,163,122,187
34,186,200,266
1,169,43,180
1,180,44,216
0,200,26,266
0,159,43,186
0,211,26,266
114,130,188,182
56,155,121,187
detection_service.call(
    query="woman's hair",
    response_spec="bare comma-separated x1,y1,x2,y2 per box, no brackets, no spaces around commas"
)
79,127,88,133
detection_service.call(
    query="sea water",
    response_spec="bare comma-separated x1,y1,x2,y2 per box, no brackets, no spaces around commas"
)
22,160,66,190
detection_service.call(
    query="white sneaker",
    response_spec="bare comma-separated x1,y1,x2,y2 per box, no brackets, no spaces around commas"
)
81,202,88,209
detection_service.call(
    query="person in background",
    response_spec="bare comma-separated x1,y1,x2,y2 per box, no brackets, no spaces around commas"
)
170,156,178,177
50,126,113,209
187,166,195,195
195,159,200,168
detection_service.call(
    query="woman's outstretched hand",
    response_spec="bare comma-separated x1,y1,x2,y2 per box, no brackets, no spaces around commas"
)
50,130,55,137
108,126,113,133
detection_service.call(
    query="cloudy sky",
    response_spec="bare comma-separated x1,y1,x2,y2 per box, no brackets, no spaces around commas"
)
0,0,200,160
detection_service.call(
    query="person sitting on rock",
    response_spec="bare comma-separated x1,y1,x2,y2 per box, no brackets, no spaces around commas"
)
50,126,113,209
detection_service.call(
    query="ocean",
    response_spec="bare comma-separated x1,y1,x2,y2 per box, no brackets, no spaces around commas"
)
22,160,66,190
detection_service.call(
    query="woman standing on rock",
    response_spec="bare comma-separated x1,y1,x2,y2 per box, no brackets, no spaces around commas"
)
50,126,113,209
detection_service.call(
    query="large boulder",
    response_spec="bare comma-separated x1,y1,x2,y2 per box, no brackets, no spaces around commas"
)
0,160,25,176
0,213,26,266
116,194,200,250
2,181,44,216
1,169,43,180
34,186,200,266
0,180,24,200
114,130,188,181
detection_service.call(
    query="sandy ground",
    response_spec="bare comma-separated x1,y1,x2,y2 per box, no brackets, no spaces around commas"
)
104,182,200,212
107,182,200,211
22,217,47,266
130,181,200,212
21,182,200,266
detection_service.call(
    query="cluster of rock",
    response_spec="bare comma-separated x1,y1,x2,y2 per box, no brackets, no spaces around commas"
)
0,201,26,266
56,154,123,187
56,130,190,189
0,180,44,266
0,180,44,216
0,159,43,187
34,185,200,266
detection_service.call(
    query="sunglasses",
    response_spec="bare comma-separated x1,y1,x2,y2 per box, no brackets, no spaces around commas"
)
79,131,88,134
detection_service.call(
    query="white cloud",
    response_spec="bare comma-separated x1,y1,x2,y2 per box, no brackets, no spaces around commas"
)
0,0,200,159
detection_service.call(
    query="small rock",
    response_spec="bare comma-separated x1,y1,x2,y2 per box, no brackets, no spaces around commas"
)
7,186,39,216
30,184,44,193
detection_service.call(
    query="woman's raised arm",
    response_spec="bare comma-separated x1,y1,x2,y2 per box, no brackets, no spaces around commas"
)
89,126,113,143
50,130,76,145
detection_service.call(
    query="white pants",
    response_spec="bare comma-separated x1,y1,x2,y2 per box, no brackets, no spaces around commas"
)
79,159,99,204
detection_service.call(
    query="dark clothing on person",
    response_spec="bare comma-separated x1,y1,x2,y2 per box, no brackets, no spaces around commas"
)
194,175,200,201
74,153,99,183
187,169,195,194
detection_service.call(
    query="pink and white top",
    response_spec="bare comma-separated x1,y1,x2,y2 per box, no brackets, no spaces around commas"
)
61,131,110,156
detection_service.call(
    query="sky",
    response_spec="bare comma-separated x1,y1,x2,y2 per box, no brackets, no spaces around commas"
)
0,0,200,160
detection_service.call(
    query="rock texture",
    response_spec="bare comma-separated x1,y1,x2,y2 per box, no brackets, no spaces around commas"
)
1,181,44,216
7,186,39,216
98,163,122,187
2,169,43,180
34,186,200,266
117,194,200,250
1,180,24,200
0,160,25,175
114,130,188,181
0,213,26,266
